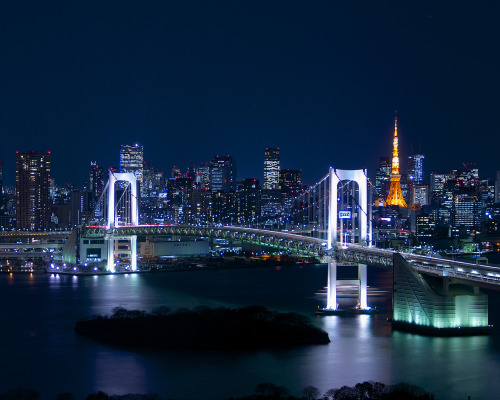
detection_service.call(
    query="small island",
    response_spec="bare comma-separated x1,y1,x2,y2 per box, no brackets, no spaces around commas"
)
75,305,330,349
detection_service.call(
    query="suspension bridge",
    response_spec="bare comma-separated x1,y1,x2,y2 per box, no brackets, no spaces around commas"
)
1,167,497,334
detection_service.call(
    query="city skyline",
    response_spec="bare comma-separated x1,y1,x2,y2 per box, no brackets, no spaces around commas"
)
0,137,495,190
1,2,499,186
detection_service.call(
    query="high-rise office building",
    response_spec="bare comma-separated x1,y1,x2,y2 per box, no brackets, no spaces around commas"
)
89,162,105,200
209,155,236,192
375,157,391,198
453,187,479,233
195,163,210,190
410,185,429,207
279,169,302,196
16,151,51,230
408,154,425,185
386,117,407,207
263,148,280,190
120,144,144,181
71,190,92,227
238,178,261,224
456,164,479,187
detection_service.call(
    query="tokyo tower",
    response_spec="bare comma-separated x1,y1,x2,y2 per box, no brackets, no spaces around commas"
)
385,116,407,207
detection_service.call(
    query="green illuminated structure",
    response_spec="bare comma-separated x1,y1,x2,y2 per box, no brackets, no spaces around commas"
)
392,254,489,335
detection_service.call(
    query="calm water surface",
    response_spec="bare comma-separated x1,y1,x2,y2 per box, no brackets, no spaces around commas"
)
1,265,500,400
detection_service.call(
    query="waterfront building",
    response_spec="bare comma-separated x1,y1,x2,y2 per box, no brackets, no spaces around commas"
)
210,191,237,224
16,151,51,230
263,147,280,190
238,178,261,224
191,188,211,224
386,117,407,207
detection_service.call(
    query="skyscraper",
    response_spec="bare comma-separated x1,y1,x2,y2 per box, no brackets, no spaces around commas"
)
375,156,391,198
408,153,425,185
237,178,261,224
453,187,479,233
279,169,302,196
16,151,51,230
89,161,105,200
209,155,236,192
263,147,280,190
386,117,407,207
120,144,144,181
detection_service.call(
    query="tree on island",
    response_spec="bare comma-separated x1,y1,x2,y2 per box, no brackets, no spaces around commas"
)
254,383,290,398
302,386,320,400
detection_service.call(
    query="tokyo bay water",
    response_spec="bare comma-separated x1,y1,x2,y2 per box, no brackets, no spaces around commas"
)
1,264,500,400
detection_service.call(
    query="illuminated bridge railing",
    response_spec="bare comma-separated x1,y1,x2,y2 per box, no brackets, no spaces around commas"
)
82,224,330,257
81,224,500,287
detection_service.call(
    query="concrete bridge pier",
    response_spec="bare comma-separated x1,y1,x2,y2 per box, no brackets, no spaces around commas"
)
131,235,137,271
105,234,137,272
106,234,115,272
327,256,337,310
358,263,367,309
392,254,489,335
326,259,369,311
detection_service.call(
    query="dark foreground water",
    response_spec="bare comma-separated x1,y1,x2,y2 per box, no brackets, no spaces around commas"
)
1,265,500,400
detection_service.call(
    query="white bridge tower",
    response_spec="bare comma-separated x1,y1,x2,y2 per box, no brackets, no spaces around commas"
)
105,171,139,272
326,168,370,310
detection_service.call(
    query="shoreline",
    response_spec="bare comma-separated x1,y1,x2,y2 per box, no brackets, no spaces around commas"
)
0,256,321,276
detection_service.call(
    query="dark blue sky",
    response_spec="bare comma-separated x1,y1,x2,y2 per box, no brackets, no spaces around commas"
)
1,1,499,187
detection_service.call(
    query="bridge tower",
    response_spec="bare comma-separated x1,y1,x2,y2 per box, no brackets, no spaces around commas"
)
326,168,370,311
105,171,139,272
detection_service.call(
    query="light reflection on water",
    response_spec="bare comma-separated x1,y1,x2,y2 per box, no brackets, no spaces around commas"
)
1,267,500,400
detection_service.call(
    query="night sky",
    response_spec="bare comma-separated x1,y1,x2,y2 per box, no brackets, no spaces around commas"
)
1,1,499,187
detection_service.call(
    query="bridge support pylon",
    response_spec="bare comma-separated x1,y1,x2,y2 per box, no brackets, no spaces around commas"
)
105,234,137,273
106,233,115,272
392,254,489,335
327,256,337,310
358,263,367,309
326,259,370,311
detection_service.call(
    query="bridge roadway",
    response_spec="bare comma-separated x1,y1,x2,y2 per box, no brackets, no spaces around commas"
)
81,224,500,288
0,226,499,289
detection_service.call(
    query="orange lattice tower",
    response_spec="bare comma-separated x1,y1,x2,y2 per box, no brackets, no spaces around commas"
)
386,116,407,207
